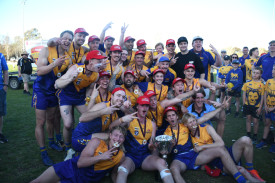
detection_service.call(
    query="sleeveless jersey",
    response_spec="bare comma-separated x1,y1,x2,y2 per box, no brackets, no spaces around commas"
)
190,125,213,146
68,42,85,64
95,91,112,104
121,84,139,107
147,82,168,102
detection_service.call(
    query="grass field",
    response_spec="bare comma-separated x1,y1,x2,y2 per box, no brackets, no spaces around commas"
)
0,85,274,183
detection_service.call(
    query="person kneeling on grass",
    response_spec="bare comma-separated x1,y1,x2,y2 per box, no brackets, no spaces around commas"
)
31,126,127,183
114,96,175,183
242,67,264,144
183,105,265,182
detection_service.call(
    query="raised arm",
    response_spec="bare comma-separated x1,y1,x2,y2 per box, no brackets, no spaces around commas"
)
210,44,222,67
54,64,79,89
47,37,61,47
100,22,113,44
119,23,128,47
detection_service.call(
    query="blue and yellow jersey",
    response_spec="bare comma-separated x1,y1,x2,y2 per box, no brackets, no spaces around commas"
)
225,68,243,92
68,42,85,65
138,82,168,102
184,78,201,92
129,64,148,82
104,61,123,80
147,66,177,86
124,118,153,155
33,47,70,95
147,103,165,127
242,80,264,107
190,125,213,146
245,58,259,81
190,48,215,81
265,79,275,108
164,124,193,154
93,140,124,171
128,51,136,66
73,101,119,138
121,84,139,107
95,91,112,104
218,64,233,83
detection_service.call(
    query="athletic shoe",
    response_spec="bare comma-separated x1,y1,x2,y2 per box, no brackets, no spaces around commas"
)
269,144,275,153
0,133,8,143
41,152,54,166
270,125,274,131
56,140,64,148
248,170,265,182
23,90,27,94
256,141,268,149
64,148,75,161
234,112,239,118
49,142,63,152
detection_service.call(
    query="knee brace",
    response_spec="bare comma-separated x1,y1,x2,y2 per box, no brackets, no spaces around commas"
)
160,169,171,179
118,166,128,175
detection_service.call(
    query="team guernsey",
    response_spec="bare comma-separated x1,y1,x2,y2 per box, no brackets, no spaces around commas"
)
146,66,177,86
124,118,153,168
128,51,136,65
242,80,265,108
56,63,99,106
54,140,123,183
265,79,275,120
190,48,215,81
225,68,243,92
68,42,85,64
32,46,70,110
129,64,148,82
95,91,112,104
245,58,259,81
146,103,167,136
138,82,168,102
164,124,199,170
120,84,139,107
218,64,233,82
72,101,118,152
104,61,123,80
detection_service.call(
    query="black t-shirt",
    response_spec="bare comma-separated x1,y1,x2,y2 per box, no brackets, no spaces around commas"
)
171,51,205,79
17,58,33,74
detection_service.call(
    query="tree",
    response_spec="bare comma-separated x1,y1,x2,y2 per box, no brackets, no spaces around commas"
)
2,36,10,60
10,36,23,59
24,28,42,41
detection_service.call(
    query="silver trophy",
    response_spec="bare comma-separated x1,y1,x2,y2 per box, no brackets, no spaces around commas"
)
154,135,174,159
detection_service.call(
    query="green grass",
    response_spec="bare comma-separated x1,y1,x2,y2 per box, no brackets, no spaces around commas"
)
0,86,274,183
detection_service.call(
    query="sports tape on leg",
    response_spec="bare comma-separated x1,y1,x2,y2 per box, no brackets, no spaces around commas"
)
160,169,171,179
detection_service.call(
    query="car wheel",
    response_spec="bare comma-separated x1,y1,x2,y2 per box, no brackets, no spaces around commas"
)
9,78,21,89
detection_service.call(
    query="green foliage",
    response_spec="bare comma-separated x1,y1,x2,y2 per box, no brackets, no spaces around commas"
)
24,28,42,41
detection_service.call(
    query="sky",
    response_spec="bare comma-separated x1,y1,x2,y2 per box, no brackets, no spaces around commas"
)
0,0,274,51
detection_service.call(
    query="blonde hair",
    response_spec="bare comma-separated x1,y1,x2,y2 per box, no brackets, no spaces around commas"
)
155,42,164,49
182,113,197,125
106,126,127,151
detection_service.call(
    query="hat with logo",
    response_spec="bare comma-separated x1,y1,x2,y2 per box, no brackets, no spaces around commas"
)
184,63,195,70
137,39,146,47
224,55,230,60
166,39,175,46
124,70,135,77
172,78,185,86
88,35,100,43
192,36,203,43
104,36,115,42
86,50,107,60
135,50,145,56
74,28,89,36
144,90,157,98
99,71,111,78
124,36,135,43
137,96,150,105
110,45,122,52
153,69,165,75
111,87,126,95
163,106,177,116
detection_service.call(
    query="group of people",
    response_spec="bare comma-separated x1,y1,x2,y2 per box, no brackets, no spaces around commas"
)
1,22,274,182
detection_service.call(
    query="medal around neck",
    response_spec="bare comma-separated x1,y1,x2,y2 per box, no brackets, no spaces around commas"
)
77,67,83,73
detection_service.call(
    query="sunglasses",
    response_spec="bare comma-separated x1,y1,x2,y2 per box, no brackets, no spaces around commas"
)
232,57,238,59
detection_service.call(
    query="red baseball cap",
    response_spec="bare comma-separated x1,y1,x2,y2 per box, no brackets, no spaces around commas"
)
88,35,100,43
124,36,135,43
111,87,126,95
205,165,221,177
99,71,111,78
135,50,145,56
153,69,165,76
172,78,185,86
137,39,146,47
124,70,135,77
163,106,177,116
144,90,157,98
74,28,89,36
104,36,115,42
166,39,175,46
86,50,107,60
137,96,150,105
184,63,195,70
110,45,122,52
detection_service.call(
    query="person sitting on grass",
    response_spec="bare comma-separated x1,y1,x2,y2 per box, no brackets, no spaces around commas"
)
30,126,127,183
164,100,263,183
225,59,243,117
256,65,275,153
183,109,265,182
242,67,264,144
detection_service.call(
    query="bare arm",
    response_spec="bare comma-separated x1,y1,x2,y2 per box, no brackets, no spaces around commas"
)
200,73,205,79
55,65,78,89
119,23,128,47
17,65,21,77
160,90,196,109
47,37,60,47
210,44,222,67
3,70,8,92
100,22,113,44
199,125,225,150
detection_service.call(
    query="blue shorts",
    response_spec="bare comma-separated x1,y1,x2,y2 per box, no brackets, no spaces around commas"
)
57,89,85,106
265,111,275,121
0,89,7,116
72,134,92,152
53,158,80,183
126,152,150,169
208,146,238,170
174,150,200,170
32,92,58,110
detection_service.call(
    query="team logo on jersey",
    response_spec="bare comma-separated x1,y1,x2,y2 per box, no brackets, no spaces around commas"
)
103,116,109,125
72,52,75,59
76,78,82,85
53,58,56,62
134,127,139,136
98,151,103,155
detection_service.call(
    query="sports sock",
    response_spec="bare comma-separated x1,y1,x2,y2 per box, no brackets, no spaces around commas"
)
56,134,62,142
40,147,47,155
245,163,254,171
233,172,246,183
65,143,71,151
48,138,54,145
